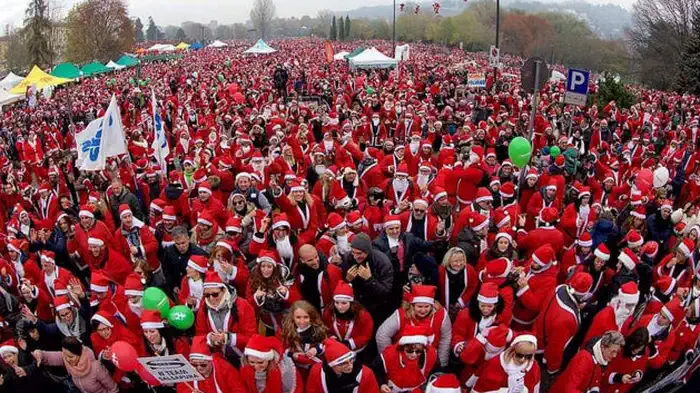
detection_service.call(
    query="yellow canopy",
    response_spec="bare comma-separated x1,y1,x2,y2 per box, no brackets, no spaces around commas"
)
10,65,72,94
176,42,190,50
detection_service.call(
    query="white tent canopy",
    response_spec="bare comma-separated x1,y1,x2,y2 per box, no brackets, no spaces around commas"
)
0,72,24,90
105,61,125,70
349,47,398,69
0,88,24,108
550,70,566,82
244,39,277,54
208,40,228,48
333,51,350,61
147,44,176,52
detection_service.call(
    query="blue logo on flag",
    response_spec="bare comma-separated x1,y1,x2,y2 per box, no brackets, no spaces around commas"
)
155,114,166,149
81,115,113,161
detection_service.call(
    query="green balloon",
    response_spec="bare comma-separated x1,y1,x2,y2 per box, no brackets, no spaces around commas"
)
225,60,231,68
366,86,375,95
550,146,561,158
111,78,116,84
143,287,170,316
168,305,195,330
508,136,532,168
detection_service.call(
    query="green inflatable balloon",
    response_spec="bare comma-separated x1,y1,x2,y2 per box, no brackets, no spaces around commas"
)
508,137,532,168
111,78,116,84
550,146,561,158
143,287,170,316
366,86,375,95
168,305,195,330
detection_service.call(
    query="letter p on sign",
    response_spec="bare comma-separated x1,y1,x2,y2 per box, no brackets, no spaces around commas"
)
564,68,589,106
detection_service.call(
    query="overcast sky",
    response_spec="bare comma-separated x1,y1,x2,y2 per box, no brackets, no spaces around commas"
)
2,0,637,31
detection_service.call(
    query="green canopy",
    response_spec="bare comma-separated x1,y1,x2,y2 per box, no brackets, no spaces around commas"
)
51,62,82,79
81,61,111,77
344,47,366,60
116,55,139,67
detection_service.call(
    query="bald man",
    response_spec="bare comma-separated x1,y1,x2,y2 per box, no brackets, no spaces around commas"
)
297,244,344,313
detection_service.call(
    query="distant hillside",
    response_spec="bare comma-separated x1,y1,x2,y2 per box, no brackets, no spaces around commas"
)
338,0,631,39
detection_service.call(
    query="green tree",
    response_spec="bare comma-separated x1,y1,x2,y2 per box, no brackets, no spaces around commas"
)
338,16,345,41
65,0,134,63
175,27,187,41
595,72,636,110
146,16,159,41
24,0,54,67
678,7,700,94
330,16,337,40
345,16,351,38
134,17,145,42
3,28,30,73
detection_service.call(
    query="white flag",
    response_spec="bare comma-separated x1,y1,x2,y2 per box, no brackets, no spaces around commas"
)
101,94,128,158
150,89,169,176
76,117,107,171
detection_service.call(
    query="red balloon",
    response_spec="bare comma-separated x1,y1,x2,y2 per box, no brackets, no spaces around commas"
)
137,364,160,386
232,92,245,104
635,168,653,193
111,341,139,372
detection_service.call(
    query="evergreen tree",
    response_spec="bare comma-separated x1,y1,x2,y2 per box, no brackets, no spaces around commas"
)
134,18,145,42
175,28,187,41
678,7,700,94
146,16,160,41
345,16,351,38
330,16,337,41
24,0,54,67
338,17,345,41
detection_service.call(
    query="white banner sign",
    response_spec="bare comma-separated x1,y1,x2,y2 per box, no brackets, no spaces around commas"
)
138,354,203,384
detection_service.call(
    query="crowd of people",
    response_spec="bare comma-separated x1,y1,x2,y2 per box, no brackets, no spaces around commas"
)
0,38,699,393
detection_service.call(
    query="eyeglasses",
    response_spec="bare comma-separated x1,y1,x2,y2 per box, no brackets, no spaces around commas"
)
192,362,209,369
514,352,534,360
204,292,221,299
234,200,246,205
403,348,422,355
413,209,426,213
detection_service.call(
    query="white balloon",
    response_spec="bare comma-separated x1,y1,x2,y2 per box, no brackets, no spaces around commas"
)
653,166,670,188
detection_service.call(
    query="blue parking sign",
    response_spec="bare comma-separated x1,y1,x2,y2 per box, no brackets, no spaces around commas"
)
564,68,590,106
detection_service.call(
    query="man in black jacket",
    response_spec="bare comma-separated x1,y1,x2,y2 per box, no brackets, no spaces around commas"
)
341,234,394,324
161,226,208,296
109,177,144,226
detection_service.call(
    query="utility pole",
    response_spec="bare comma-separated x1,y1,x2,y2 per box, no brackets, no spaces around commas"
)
493,0,500,88
392,0,396,54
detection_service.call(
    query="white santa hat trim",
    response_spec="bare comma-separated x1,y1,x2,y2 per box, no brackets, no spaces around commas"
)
163,213,177,221
384,220,401,229
120,208,133,218
190,353,213,362
511,334,538,348
141,321,164,329
216,241,233,253
475,195,493,203
197,217,213,227
187,259,207,273
226,225,242,233
244,348,275,361
87,237,104,247
617,288,640,305
272,220,290,230
149,202,163,213
198,186,212,195
257,256,277,266
594,248,610,261
413,199,429,208
202,282,225,289
532,253,551,267
433,191,448,201
333,294,354,302
328,351,355,367
477,294,499,304
90,314,113,328
627,238,643,248
90,283,108,293
236,172,251,181
399,334,428,346
545,184,557,191
55,302,71,312
394,169,409,177
679,241,692,257
290,185,305,192
631,210,646,219
124,289,144,297
330,221,347,232
0,345,18,355
411,296,435,305
79,210,95,219
7,243,20,254
661,306,675,322
618,252,636,271
495,232,512,243
577,238,593,247
472,218,490,232
661,202,673,211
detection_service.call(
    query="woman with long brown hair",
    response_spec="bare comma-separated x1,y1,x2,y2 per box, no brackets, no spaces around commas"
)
280,300,327,374
321,282,374,354
210,240,249,296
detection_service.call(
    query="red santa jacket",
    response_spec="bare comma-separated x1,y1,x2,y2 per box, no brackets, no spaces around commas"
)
113,221,160,271
534,285,582,373
273,195,319,246
632,313,677,368
83,247,132,285
582,306,634,348
550,348,603,393
601,348,653,393
379,344,437,391
670,319,700,364
177,356,245,393
512,264,559,329
559,203,598,247
437,264,478,310
191,196,229,228
322,307,374,352
517,227,565,260
194,295,257,353
472,352,541,393
306,363,378,393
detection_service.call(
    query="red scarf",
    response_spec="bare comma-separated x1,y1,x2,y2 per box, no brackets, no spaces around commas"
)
240,364,283,393
197,221,220,247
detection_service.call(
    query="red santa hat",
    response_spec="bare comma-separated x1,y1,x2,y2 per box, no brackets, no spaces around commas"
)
141,310,165,330
678,238,694,257
327,213,347,232
244,335,283,361
346,210,363,227
630,194,644,207
538,207,559,226
150,199,165,213
124,273,144,297
257,250,279,266
594,244,610,261
526,169,538,180
480,324,513,349
655,276,676,297
617,282,640,304
532,244,556,267
333,282,354,302
618,248,639,270
90,271,110,293
395,163,409,177
40,250,56,265
198,181,212,195
469,212,489,232
79,204,95,219
545,180,558,191
661,298,684,322
481,258,512,281
225,216,243,233
499,182,515,199
54,296,73,312
477,282,499,304
432,187,448,202
289,179,305,193
235,172,251,181
425,373,461,393
272,213,290,230
660,199,673,211
190,336,213,361
91,311,114,328
495,228,514,244
384,215,402,229
202,270,225,289
630,206,646,220
567,272,593,296
398,325,431,346
197,211,215,227
323,338,356,367
119,204,132,219
577,232,593,248
413,199,429,209
410,285,436,305
0,341,18,356
493,209,510,229
475,187,493,204
87,236,104,247
162,206,177,221
188,255,208,274
641,241,659,260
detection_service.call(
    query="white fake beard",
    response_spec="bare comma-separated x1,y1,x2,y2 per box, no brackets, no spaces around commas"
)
417,174,429,188
372,119,380,126
410,142,420,154
276,236,294,261
188,277,203,300
315,165,327,176
614,304,633,327
242,145,251,154
336,234,351,256
324,140,334,151
252,162,265,173
388,235,400,248
128,299,143,317
393,178,409,193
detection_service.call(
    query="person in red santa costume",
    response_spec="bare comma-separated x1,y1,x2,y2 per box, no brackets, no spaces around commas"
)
177,335,245,393
559,233,595,284
669,296,700,364
452,282,505,356
194,271,258,363
372,325,438,393
437,247,478,320
113,204,161,273
83,237,131,285
68,204,119,264
89,310,144,384
550,331,625,393
583,282,639,347
524,180,560,230
559,186,597,247
139,309,190,358
192,181,230,228
322,282,374,354
534,271,594,374
383,163,419,214
458,324,513,387
375,285,452,368
35,183,59,223
512,244,559,332
240,334,303,393
306,338,380,393
600,327,651,393
37,250,77,300
249,214,302,273
470,333,541,393
270,179,319,246
177,255,208,311
630,298,684,368
210,240,250,297
516,207,565,260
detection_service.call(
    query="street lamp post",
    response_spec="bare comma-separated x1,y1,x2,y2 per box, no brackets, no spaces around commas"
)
392,0,396,54
493,0,500,87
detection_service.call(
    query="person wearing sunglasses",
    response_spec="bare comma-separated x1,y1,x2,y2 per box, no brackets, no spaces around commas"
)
178,335,242,393
306,338,379,393
471,333,540,393
372,325,437,393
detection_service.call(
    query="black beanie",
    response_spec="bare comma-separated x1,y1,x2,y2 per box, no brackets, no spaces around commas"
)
350,233,372,254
